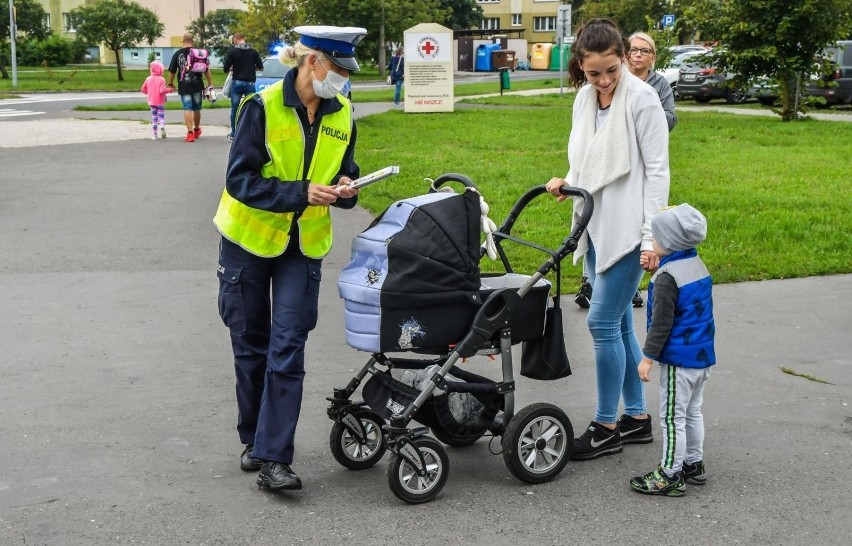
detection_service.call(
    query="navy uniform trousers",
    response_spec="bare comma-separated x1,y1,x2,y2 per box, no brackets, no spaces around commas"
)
217,237,322,464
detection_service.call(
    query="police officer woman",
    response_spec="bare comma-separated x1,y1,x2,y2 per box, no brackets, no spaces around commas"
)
214,25,367,491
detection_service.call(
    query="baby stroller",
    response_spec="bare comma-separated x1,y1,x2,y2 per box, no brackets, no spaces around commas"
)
329,173,593,503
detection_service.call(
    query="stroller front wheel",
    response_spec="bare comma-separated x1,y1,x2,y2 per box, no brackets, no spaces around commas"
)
502,402,573,484
386,436,449,504
329,409,387,470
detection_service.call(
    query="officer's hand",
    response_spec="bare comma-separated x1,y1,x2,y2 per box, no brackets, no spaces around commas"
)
307,183,340,206
333,176,360,199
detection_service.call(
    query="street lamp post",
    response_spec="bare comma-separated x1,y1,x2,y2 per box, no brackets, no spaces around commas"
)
8,0,17,87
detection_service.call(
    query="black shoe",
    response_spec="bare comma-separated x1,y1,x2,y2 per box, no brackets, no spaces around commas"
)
574,277,592,309
257,461,302,490
571,421,623,460
632,290,644,308
617,414,653,444
240,444,262,472
683,460,707,485
630,466,686,496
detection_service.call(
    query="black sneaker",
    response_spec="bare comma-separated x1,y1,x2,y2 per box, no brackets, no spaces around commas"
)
617,414,653,444
257,461,302,490
683,460,707,485
632,290,644,308
630,466,686,496
240,444,262,472
574,277,592,309
571,421,623,460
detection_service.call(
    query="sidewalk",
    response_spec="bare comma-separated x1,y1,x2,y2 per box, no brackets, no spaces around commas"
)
1,108,850,543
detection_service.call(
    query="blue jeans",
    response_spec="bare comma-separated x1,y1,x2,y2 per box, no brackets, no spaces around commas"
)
393,79,403,104
229,80,256,136
584,242,646,424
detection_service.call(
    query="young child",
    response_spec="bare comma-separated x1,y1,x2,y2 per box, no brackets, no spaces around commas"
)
141,61,172,140
630,203,716,497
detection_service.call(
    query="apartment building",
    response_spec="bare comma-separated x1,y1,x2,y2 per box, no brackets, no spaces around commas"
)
477,0,569,44
37,0,245,64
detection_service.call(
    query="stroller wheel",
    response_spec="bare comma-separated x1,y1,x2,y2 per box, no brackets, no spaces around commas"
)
387,436,449,504
502,403,573,484
329,409,387,470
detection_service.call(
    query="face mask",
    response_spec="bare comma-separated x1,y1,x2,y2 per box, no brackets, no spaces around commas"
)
312,59,349,99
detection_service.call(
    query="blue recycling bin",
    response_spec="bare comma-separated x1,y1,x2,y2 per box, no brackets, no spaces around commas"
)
475,44,502,71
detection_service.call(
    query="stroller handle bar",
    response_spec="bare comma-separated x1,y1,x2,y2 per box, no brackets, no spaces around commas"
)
428,173,478,193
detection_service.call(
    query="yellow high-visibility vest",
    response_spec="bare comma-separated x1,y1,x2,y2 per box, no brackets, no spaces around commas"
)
214,81,352,258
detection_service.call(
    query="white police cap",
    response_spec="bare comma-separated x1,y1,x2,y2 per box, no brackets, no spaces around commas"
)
294,25,367,72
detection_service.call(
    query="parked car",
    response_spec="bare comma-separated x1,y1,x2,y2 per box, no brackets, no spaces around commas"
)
806,40,852,106
255,55,288,92
658,50,709,98
677,61,748,104
669,44,711,55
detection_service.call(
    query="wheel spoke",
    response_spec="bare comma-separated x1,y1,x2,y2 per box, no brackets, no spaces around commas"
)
524,449,538,468
540,422,561,442
543,445,560,458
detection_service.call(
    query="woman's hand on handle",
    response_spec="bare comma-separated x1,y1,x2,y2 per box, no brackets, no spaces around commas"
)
546,177,571,202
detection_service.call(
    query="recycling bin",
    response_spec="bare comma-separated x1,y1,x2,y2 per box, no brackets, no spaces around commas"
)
492,50,517,71
475,43,502,71
549,44,571,71
530,43,553,70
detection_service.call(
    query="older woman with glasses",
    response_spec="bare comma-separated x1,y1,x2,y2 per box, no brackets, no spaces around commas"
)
627,32,677,131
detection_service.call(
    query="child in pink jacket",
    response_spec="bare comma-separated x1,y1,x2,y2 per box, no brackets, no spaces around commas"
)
141,61,172,140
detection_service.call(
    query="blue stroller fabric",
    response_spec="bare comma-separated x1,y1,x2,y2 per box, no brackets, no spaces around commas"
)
338,190,483,353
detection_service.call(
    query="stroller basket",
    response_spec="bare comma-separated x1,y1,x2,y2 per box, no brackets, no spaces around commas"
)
362,367,503,445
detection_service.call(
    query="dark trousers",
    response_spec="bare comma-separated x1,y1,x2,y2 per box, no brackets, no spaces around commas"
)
217,238,322,464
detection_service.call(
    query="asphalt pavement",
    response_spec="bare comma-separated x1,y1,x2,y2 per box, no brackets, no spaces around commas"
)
0,93,850,545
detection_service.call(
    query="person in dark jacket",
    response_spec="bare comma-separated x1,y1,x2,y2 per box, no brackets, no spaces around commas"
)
214,25,366,492
223,33,265,141
388,46,404,105
631,203,715,497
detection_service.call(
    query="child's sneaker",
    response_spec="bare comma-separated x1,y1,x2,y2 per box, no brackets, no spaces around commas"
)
160,127,167,139
574,277,592,309
152,134,157,141
571,421,622,460
193,127,202,139
185,131,195,142
617,414,653,444
682,460,707,485
630,466,686,496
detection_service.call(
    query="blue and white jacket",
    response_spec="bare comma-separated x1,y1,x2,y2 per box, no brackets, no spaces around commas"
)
647,249,716,368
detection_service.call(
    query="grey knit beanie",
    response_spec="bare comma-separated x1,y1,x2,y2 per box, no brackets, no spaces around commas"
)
652,204,707,252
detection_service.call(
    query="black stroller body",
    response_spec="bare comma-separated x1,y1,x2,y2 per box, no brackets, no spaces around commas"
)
328,174,593,503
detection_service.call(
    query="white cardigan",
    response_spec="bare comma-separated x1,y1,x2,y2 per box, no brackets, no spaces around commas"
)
567,69,670,273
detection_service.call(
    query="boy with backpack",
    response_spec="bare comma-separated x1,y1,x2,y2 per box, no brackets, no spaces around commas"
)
167,33,213,142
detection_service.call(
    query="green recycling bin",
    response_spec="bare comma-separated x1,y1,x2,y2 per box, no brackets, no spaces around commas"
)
549,44,571,71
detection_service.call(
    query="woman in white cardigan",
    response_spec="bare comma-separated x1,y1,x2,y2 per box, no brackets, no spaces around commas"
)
546,18,670,462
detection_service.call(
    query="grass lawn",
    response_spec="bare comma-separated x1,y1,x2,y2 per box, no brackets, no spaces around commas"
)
352,94,851,292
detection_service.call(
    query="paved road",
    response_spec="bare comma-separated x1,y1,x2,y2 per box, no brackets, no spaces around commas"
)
1,91,850,545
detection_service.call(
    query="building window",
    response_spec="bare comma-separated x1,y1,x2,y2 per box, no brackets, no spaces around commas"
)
480,17,500,30
533,0,559,3
533,16,556,32
511,14,522,27
62,13,75,32
131,51,139,60
477,0,501,3
44,14,51,28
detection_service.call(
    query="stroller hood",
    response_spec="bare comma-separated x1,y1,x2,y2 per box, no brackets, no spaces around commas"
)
339,190,483,352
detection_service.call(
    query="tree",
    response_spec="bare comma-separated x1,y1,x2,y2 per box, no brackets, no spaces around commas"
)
438,0,482,31
187,9,242,61
685,0,852,121
303,0,447,76
69,0,163,81
1,0,49,79
578,0,668,35
238,0,304,53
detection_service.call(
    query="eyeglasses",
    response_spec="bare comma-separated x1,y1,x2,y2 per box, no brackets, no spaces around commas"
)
628,47,654,56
